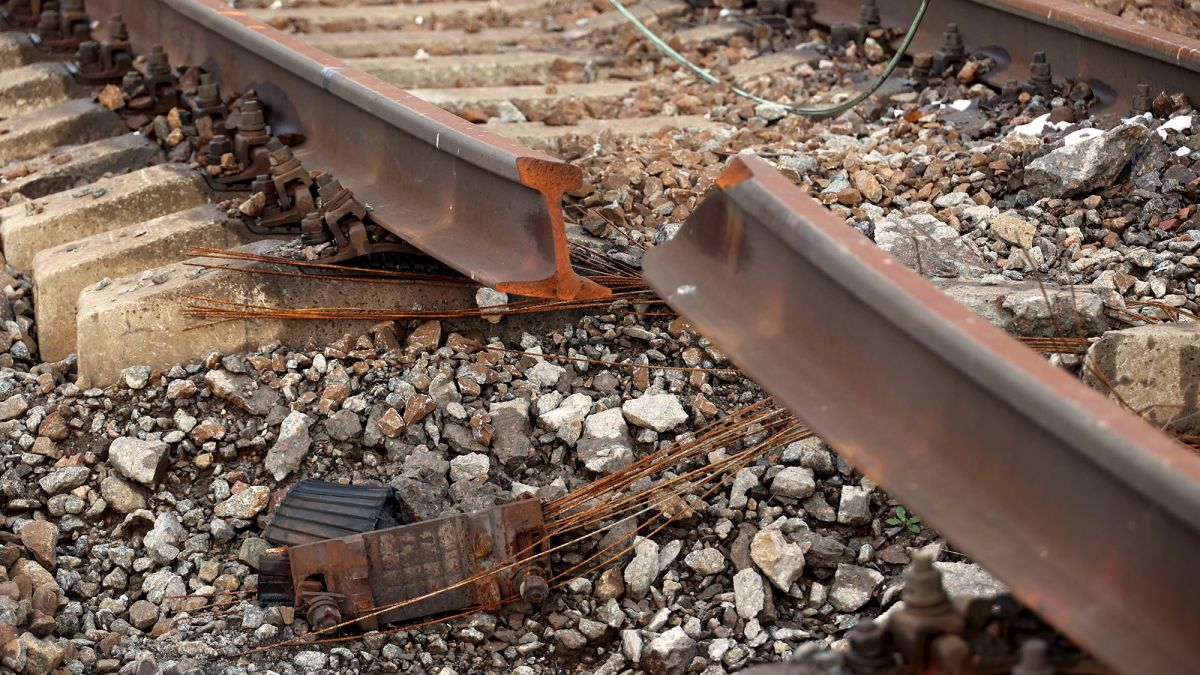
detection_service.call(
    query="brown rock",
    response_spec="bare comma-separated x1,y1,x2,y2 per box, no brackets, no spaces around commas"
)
370,322,401,352
10,574,32,600
35,414,67,442
97,84,124,111
0,620,16,649
18,522,57,569
852,170,883,203
127,600,158,631
544,97,585,127
17,632,63,674
956,60,980,84
836,188,863,206
190,421,227,444
203,369,279,416
166,379,197,400
403,394,436,426
377,408,404,438
29,586,55,616
594,566,624,601
404,320,442,356
30,437,58,460
691,395,718,419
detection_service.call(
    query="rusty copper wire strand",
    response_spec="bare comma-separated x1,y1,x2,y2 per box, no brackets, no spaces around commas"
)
544,400,782,518
185,257,640,292
544,415,777,521
188,247,478,283
1126,299,1200,322
174,598,244,618
547,452,757,540
1018,336,1089,354
189,244,646,289
1107,304,1168,327
1175,434,1200,451
545,441,781,553
183,261,480,289
477,343,740,374
548,425,810,540
547,412,802,531
546,427,788,536
549,453,765,589
183,288,662,322
549,428,805,589
544,400,783,510
570,242,645,277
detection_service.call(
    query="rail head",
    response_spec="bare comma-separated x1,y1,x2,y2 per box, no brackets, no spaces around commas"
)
643,154,1200,675
84,0,610,300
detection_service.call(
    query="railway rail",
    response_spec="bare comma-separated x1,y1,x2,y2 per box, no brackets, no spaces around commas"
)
0,0,1198,673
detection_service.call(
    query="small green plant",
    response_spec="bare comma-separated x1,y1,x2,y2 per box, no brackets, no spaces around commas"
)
885,506,921,534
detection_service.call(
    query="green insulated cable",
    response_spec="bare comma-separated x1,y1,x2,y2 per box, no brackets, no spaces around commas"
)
605,0,932,117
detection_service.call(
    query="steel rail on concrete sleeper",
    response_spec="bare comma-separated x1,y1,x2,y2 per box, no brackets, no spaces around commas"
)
82,0,611,301
815,0,1200,112
643,154,1200,675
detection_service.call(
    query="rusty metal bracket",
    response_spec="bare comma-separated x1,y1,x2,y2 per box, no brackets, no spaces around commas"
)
270,497,551,629
642,155,1200,675
28,0,91,53
81,0,610,301
67,12,134,84
1,0,42,28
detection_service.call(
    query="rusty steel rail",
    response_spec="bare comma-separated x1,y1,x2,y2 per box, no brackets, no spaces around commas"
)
80,0,609,301
816,0,1200,111
642,155,1200,675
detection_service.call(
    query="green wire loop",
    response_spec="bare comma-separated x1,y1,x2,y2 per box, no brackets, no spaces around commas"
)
605,0,932,117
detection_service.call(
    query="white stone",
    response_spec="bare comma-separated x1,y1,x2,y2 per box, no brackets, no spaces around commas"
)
621,394,687,432
475,287,509,324
493,100,527,123
990,213,1036,249
770,466,815,498
578,408,633,473
642,626,696,675
750,528,805,592
449,452,490,483
683,548,726,576
108,437,170,487
538,392,591,445
526,360,566,388
838,485,872,525
728,468,759,510
264,411,312,481
733,568,765,620
143,511,186,564
214,486,270,519
623,538,660,599
828,563,884,611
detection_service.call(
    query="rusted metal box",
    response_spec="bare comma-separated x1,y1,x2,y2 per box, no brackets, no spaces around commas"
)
284,496,550,630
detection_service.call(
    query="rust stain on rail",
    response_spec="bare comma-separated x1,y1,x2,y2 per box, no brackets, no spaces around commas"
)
642,155,1200,675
